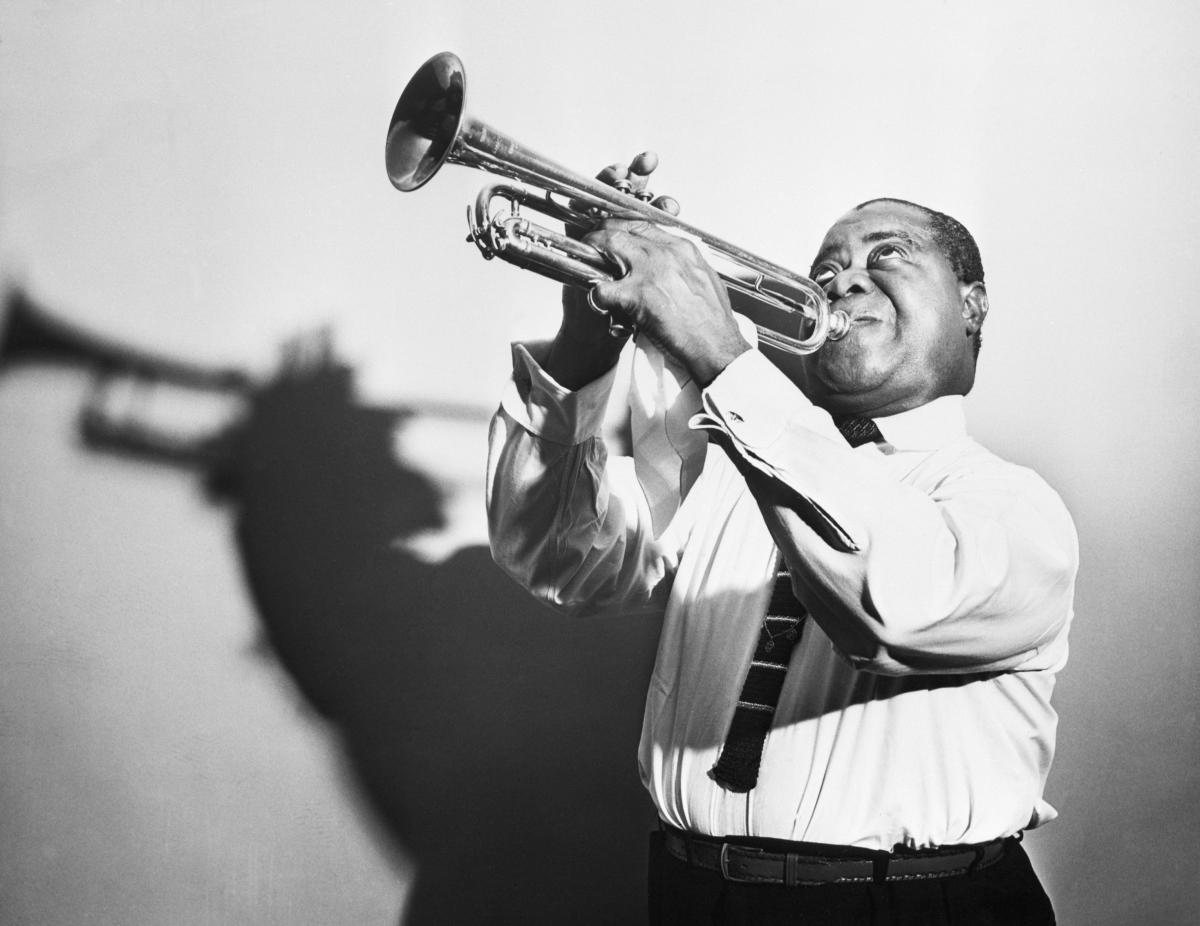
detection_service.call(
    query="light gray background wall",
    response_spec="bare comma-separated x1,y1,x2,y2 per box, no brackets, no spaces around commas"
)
2,2,1197,924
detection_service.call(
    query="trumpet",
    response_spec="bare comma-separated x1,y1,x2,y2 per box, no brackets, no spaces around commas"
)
385,52,849,355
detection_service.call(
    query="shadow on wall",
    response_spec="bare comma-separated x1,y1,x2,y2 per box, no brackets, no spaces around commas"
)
2,290,664,925
209,346,664,926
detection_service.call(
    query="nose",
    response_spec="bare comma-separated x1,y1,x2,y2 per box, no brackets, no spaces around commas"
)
828,267,874,302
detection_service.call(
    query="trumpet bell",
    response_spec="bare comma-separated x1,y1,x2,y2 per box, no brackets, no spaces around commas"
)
385,52,467,192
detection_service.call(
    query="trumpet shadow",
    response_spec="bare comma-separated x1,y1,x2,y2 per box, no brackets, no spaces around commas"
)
207,346,663,925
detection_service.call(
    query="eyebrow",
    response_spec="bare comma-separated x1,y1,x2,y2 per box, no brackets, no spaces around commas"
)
861,229,921,247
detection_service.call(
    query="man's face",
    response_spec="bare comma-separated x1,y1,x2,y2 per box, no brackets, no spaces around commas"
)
788,202,976,417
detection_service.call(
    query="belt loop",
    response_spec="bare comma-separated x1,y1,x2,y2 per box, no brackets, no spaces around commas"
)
784,851,800,888
967,844,986,876
871,851,890,884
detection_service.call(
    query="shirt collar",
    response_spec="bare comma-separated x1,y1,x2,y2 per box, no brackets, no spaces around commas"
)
872,395,968,451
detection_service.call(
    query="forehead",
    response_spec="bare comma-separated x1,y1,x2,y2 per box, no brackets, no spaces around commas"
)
816,202,933,257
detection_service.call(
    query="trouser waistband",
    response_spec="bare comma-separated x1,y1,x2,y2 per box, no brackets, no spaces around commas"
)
660,823,1012,887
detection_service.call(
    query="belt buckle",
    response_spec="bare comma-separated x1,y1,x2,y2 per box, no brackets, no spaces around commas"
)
718,842,765,884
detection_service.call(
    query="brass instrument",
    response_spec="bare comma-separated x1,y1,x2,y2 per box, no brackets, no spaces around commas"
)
384,52,849,355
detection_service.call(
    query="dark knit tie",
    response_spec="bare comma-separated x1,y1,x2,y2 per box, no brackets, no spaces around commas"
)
708,415,882,792
833,414,885,448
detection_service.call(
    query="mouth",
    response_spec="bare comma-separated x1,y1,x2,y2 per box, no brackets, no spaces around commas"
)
825,312,883,346
830,298,880,327
834,312,881,334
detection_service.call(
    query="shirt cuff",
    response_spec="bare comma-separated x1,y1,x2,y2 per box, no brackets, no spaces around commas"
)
501,340,618,445
689,349,859,552
691,349,843,447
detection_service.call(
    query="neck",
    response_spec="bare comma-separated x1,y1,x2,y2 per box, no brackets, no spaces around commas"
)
819,389,947,419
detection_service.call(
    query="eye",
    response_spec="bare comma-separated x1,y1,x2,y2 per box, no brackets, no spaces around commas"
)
868,243,907,266
810,263,839,287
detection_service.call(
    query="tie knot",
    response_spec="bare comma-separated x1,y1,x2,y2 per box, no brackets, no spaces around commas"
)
834,415,884,448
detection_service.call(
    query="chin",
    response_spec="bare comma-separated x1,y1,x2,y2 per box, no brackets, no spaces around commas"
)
808,341,890,396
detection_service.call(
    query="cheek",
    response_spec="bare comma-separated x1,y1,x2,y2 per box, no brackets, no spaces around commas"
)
806,335,896,389
892,286,962,350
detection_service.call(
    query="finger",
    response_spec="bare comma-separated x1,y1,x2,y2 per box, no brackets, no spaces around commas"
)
596,162,630,185
595,218,675,244
626,151,658,196
585,225,659,280
584,223,640,253
628,151,658,181
651,194,681,216
566,163,633,221
588,278,630,317
583,228,633,278
568,162,633,217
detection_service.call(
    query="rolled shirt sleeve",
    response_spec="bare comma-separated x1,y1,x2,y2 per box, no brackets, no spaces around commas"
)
692,349,1078,675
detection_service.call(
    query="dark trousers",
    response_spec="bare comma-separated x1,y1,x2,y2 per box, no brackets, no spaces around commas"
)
647,831,1056,925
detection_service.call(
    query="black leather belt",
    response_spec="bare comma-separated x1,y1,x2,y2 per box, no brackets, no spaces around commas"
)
661,824,1010,887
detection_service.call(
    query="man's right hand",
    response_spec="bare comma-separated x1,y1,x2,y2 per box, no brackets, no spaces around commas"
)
544,152,679,391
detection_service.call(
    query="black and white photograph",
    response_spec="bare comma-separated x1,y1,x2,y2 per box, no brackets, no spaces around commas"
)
1,3,1197,924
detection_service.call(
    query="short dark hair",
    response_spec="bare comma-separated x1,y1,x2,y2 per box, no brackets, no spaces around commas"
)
854,198,985,357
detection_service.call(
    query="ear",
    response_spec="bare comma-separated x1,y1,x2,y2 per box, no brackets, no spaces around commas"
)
959,282,988,336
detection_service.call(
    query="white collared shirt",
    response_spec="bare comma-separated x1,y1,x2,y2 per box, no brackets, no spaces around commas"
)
487,343,1078,850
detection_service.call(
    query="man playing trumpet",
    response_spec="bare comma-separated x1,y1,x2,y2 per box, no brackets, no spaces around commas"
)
487,153,1076,925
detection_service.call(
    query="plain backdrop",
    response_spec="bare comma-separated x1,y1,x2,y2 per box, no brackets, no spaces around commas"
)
2,2,1198,924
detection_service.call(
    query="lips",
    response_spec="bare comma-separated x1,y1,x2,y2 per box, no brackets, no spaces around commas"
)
831,297,875,324
836,305,880,326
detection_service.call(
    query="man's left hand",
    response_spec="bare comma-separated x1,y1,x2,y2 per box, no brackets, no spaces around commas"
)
584,219,751,386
